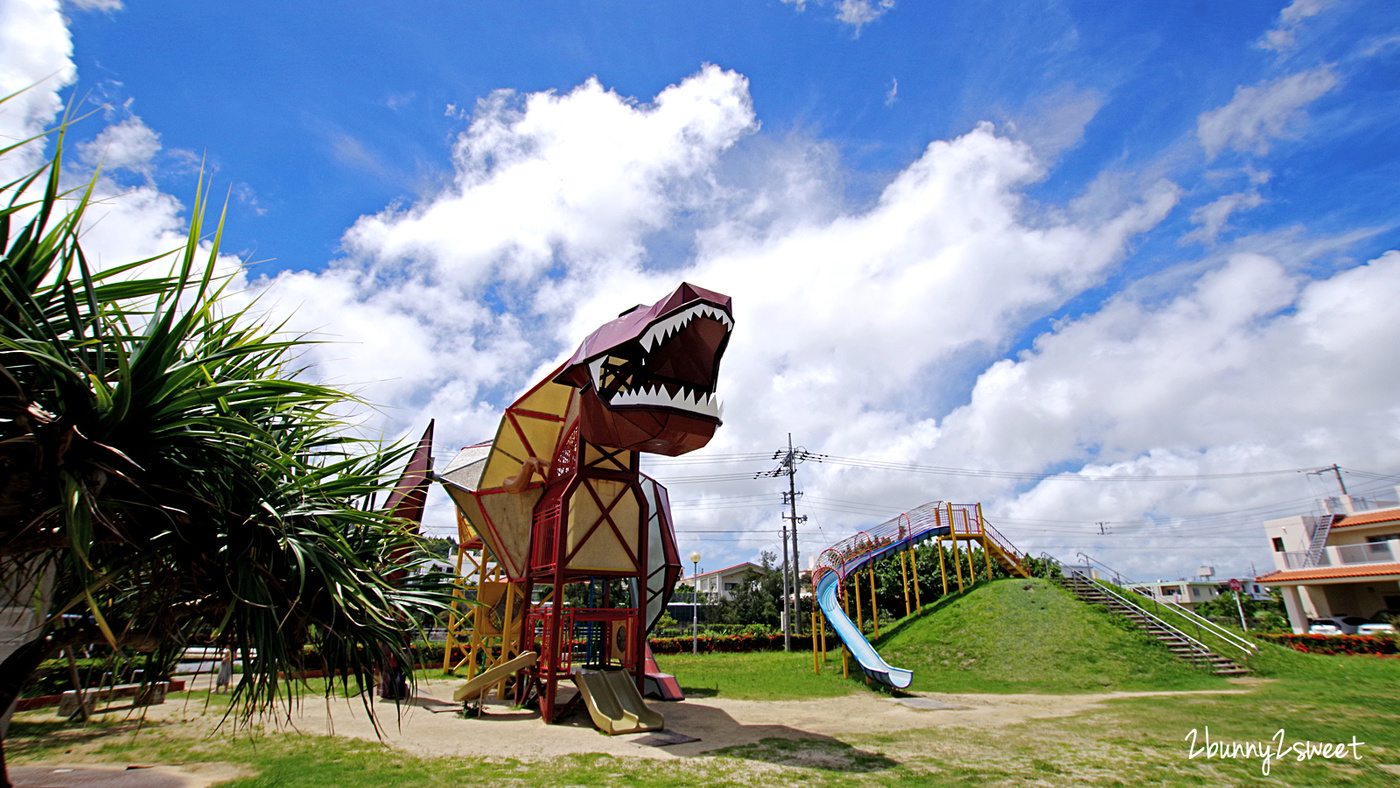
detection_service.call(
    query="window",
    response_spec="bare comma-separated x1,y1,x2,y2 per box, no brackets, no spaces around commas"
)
1272,537,1286,552
1192,587,1200,598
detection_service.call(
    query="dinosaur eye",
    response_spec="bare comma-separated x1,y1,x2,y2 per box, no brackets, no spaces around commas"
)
599,356,634,392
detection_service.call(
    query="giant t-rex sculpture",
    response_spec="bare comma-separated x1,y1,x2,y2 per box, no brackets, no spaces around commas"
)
437,283,732,723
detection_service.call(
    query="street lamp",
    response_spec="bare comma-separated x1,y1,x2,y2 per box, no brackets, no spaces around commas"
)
690,551,701,655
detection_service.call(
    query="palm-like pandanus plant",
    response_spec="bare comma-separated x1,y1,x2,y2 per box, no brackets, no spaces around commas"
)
0,118,448,786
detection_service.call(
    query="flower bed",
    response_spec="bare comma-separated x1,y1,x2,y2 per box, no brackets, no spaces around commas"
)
648,633,814,654
1255,633,1398,655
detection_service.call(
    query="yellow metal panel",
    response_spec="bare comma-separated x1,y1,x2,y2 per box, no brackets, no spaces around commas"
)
516,379,573,419
477,488,543,578
566,480,639,572
583,443,630,472
518,412,565,463
479,416,526,489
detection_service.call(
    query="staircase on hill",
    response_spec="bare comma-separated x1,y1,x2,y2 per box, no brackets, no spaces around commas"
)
981,523,1031,578
1054,573,1250,676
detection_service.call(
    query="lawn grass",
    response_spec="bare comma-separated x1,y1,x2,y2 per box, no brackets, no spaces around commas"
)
8,582,1400,786
653,650,859,701
873,577,1228,693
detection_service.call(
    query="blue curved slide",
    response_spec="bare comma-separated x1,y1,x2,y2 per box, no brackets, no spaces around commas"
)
816,570,912,689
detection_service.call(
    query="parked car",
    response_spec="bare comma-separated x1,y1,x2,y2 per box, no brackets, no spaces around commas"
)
1308,618,1345,635
1308,616,1393,635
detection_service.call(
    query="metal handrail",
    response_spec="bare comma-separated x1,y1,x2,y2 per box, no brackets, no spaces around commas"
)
1074,552,1130,585
1126,588,1258,654
1071,552,1256,655
1072,575,1217,659
981,519,1027,569
812,501,952,587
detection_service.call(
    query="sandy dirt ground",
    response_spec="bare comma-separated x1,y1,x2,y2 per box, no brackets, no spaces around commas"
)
11,674,1257,786
130,675,1254,763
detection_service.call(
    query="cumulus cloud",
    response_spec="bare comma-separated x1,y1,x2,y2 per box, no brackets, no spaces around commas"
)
342,67,757,291
217,66,1177,545
935,250,1400,574
0,0,77,180
1196,66,1339,159
10,2,1399,582
1258,0,1330,52
835,0,894,34
78,115,160,175
1180,190,1264,245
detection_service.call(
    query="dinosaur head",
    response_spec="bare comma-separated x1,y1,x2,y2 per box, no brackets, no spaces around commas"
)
555,283,733,456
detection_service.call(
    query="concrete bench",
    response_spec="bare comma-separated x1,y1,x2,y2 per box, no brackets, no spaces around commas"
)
57,683,167,716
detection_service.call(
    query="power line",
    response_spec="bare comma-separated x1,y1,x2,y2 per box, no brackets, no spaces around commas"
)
791,451,1327,482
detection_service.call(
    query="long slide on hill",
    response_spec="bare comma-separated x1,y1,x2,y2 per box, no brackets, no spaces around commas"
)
812,501,1029,689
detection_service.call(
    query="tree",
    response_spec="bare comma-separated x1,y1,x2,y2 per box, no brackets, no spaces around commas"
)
714,550,783,629
0,118,447,786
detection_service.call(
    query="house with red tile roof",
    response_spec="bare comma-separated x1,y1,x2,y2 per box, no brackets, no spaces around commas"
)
1257,489,1400,633
686,561,767,602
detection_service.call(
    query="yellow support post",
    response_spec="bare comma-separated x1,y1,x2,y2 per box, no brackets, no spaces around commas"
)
853,572,864,635
953,536,965,595
442,546,467,672
978,503,994,581
868,564,879,639
899,550,911,618
910,548,922,613
811,602,819,674
938,537,949,596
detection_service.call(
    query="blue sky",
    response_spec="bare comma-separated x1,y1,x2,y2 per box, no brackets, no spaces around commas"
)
5,0,1400,582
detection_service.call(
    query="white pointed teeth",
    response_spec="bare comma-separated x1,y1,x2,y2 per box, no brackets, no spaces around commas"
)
640,303,733,353
609,384,722,419
588,357,605,388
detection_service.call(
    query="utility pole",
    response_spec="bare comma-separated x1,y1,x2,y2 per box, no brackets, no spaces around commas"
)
1329,464,1348,496
780,434,807,636
779,523,791,651
756,435,809,644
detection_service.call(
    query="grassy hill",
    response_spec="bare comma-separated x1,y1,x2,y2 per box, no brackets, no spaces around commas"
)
872,577,1231,694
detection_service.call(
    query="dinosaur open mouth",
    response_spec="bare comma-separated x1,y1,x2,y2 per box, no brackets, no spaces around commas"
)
586,302,732,421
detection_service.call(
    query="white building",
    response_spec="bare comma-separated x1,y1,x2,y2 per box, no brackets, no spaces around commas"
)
1257,489,1400,633
686,562,766,602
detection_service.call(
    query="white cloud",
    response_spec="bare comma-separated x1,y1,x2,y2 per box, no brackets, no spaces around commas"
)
63,0,122,10
78,115,160,175
10,4,1399,584
1196,66,1338,159
934,250,1400,576
1180,190,1264,245
0,0,77,180
835,0,894,35
268,74,1179,547
885,77,898,107
1258,0,1330,52
342,66,758,291
1007,86,1106,160
781,0,808,10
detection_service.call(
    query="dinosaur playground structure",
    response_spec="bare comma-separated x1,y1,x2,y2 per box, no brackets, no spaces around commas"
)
810,501,1031,687
435,283,733,731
